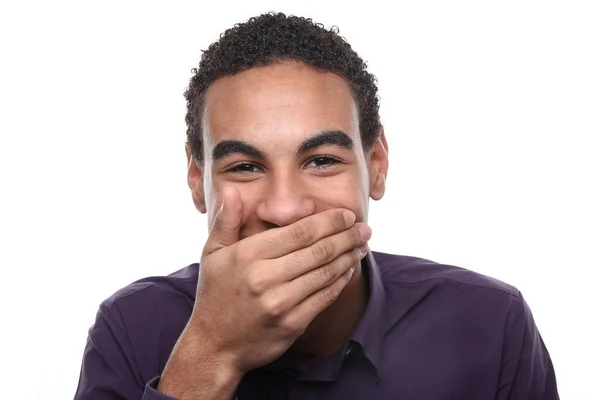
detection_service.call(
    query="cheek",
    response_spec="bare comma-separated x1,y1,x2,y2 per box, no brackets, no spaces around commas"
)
310,176,368,220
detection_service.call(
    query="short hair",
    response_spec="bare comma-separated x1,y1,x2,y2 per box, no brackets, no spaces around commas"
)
184,12,382,162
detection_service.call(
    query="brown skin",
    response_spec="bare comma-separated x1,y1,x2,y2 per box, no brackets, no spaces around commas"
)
158,61,389,399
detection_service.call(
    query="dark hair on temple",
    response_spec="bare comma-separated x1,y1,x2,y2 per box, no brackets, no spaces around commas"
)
184,12,382,162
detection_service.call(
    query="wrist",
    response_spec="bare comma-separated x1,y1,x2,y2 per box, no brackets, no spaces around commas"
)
158,328,244,399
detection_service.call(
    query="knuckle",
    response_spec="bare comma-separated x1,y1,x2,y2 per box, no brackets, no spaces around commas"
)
291,223,310,243
318,263,336,283
322,287,339,306
261,293,286,318
247,271,269,295
312,240,333,262
280,318,302,338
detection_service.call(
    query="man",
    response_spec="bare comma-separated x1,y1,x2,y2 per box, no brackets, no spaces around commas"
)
74,12,558,399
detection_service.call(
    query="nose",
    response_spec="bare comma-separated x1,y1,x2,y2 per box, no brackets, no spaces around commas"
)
255,174,316,227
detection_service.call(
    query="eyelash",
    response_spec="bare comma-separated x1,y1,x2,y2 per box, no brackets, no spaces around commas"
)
224,156,342,175
306,156,342,169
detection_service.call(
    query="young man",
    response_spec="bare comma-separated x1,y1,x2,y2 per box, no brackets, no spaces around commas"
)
74,13,558,399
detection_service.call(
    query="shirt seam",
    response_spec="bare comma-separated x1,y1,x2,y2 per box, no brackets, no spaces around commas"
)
385,276,522,299
102,277,198,309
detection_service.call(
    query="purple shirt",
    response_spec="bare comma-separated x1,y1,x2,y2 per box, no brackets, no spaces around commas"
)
74,252,558,399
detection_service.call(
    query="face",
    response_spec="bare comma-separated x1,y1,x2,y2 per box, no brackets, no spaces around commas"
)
187,60,388,238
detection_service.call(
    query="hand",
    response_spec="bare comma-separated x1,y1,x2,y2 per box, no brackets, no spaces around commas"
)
191,186,371,374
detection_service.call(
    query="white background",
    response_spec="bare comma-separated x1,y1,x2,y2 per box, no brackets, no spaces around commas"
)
1,1,598,398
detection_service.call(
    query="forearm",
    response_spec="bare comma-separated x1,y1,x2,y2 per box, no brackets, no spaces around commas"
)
157,329,244,400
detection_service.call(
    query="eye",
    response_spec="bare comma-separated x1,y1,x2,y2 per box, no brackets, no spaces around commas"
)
305,156,341,169
225,162,264,174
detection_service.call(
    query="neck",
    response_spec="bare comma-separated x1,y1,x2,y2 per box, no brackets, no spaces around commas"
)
288,260,368,366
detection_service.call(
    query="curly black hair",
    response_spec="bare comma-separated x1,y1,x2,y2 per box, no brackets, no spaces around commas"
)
184,12,382,163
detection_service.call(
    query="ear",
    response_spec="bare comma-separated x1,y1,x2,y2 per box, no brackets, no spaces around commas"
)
368,129,389,201
186,145,207,214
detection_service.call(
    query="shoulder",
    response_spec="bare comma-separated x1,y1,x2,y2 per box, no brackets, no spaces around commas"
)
96,264,199,348
372,251,521,299
101,263,199,313
97,263,199,341
91,264,200,379
371,251,525,334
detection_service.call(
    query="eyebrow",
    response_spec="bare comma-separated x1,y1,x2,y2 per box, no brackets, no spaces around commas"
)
296,130,355,155
212,140,266,162
211,130,355,162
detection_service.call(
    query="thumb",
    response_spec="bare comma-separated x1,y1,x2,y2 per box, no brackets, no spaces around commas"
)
203,186,243,256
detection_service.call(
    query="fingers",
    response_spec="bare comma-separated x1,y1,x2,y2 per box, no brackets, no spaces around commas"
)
279,259,356,332
203,187,243,256
266,245,367,314
276,222,371,282
246,208,358,259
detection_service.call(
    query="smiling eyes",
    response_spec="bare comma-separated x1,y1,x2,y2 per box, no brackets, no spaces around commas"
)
305,156,341,169
224,156,341,175
227,163,262,174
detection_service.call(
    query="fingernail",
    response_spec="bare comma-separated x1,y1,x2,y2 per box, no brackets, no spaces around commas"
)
358,243,369,257
348,266,355,278
343,210,356,227
358,224,372,242
219,188,229,213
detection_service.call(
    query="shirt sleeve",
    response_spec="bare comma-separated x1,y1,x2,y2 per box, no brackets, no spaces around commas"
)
496,292,559,400
73,305,176,400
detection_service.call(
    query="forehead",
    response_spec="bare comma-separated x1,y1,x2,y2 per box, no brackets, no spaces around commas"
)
202,61,360,151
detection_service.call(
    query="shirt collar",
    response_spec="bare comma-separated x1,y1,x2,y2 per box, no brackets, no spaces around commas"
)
349,251,386,377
